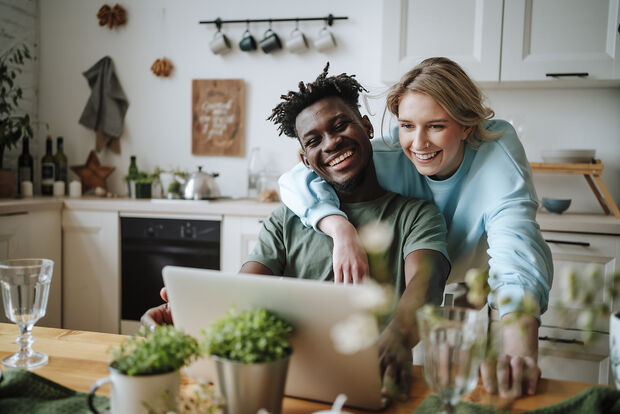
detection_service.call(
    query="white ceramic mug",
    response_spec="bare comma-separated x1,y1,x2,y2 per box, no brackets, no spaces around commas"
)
88,366,180,414
209,30,231,55
287,28,308,53
610,312,620,388
315,26,337,52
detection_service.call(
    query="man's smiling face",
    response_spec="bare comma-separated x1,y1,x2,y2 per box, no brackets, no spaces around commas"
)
295,96,374,194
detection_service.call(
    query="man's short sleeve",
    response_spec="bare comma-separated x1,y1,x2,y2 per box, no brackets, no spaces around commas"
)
402,201,449,263
243,205,288,275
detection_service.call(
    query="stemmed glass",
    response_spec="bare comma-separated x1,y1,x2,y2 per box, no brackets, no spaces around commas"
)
417,305,487,413
0,258,53,369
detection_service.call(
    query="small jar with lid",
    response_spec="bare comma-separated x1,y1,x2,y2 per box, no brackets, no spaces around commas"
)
256,171,280,202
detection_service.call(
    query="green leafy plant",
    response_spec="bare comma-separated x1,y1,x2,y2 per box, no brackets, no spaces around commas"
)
0,44,34,168
111,325,201,376
202,307,293,364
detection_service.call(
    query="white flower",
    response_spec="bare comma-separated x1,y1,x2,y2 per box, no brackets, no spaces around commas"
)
352,278,394,314
330,313,379,354
358,220,394,254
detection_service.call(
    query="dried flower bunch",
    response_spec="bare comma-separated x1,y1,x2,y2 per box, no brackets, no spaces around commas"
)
151,57,174,77
97,4,127,29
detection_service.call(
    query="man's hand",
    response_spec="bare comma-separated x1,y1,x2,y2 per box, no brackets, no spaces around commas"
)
480,314,541,399
377,326,412,402
317,215,369,284
140,288,173,330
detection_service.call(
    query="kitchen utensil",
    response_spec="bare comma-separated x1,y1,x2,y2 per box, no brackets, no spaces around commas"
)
209,30,232,55
287,27,309,53
541,149,595,163
260,28,282,53
315,26,337,52
182,166,221,200
239,29,257,51
1,258,53,369
542,197,571,214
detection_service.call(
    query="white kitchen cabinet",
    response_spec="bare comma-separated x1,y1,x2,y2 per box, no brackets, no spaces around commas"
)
502,0,620,81
221,215,266,272
381,0,620,83
381,0,503,83
538,230,620,385
62,210,120,334
0,209,62,328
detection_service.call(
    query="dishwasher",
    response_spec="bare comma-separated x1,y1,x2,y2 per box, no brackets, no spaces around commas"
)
120,213,220,334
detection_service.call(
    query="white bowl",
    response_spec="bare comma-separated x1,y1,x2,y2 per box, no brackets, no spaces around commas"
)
541,149,595,163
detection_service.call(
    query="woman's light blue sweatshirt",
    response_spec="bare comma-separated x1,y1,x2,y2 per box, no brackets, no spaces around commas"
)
278,119,553,319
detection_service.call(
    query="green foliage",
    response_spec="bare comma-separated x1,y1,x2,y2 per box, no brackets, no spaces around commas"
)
202,307,293,364
110,325,201,376
0,44,35,166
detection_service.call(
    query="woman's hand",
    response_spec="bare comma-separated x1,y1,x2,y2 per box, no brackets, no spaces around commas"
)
317,215,369,283
140,287,173,329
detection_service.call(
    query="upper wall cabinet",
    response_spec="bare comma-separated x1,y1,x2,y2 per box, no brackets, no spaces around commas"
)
381,0,503,83
502,0,620,81
381,0,620,83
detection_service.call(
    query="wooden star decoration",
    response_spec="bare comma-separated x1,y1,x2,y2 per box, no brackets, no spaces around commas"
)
70,150,115,193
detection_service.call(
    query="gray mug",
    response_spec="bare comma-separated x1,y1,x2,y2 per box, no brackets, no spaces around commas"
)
260,29,282,54
239,29,257,52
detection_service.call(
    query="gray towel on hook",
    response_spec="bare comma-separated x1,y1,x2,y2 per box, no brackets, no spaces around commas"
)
78,56,129,153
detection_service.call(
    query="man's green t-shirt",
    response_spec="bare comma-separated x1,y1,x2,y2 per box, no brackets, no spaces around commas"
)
245,192,449,299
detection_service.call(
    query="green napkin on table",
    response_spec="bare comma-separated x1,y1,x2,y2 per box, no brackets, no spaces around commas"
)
0,368,109,414
414,387,620,414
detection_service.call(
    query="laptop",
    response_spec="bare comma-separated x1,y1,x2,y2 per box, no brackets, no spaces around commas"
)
163,266,387,410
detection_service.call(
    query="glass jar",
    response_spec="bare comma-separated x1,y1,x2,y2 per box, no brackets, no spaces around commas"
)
256,171,280,202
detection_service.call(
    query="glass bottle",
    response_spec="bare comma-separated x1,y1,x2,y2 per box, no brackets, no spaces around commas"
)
247,147,262,198
54,137,68,193
17,137,34,195
127,155,138,198
41,136,55,196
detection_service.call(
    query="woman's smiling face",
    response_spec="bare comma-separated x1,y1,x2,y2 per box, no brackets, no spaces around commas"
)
397,91,471,180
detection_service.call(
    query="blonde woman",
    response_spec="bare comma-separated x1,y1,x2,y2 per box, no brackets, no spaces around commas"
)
278,57,553,399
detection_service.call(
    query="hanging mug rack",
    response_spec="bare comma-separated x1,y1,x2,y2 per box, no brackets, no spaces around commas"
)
199,14,348,29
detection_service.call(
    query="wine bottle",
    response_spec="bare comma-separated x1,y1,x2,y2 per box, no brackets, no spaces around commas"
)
17,137,34,195
54,136,68,193
41,136,55,196
127,155,138,198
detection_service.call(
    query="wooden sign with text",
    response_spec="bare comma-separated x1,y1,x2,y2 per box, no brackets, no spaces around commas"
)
192,79,245,156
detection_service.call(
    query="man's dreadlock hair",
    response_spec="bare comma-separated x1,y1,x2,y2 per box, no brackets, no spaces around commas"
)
267,63,368,139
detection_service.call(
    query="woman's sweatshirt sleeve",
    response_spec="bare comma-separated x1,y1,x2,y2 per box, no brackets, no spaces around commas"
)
278,162,346,230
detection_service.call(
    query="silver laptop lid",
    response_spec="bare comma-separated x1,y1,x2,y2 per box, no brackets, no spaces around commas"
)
163,266,384,410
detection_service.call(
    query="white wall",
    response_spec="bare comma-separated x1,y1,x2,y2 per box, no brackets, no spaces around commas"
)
34,0,619,213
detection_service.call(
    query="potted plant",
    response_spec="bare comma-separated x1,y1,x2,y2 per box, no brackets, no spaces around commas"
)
0,44,34,197
202,307,293,414
88,325,202,414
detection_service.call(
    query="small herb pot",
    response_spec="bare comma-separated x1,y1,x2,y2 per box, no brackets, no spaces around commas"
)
88,364,180,414
134,182,152,199
213,354,290,414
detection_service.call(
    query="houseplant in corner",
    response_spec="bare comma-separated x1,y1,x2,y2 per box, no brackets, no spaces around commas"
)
88,325,202,414
202,306,293,414
0,44,34,197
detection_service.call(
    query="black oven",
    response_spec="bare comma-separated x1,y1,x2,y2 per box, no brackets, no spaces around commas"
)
120,214,220,333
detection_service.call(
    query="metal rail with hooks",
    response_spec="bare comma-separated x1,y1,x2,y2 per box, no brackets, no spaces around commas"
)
199,14,348,30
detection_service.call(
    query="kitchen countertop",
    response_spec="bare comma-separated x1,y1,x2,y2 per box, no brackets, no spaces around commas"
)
1,197,620,235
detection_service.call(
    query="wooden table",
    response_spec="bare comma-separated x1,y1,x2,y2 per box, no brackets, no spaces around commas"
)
0,323,594,413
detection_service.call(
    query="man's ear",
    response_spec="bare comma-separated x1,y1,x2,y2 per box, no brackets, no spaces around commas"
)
300,149,311,169
362,115,374,139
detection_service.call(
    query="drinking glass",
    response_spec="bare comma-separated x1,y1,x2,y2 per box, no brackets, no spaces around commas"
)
417,305,487,413
0,258,53,369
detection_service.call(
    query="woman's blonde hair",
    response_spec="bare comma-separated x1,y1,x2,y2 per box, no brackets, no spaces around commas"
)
386,57,499,146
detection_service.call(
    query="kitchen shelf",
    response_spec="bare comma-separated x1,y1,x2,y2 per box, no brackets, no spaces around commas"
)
530,159,620,218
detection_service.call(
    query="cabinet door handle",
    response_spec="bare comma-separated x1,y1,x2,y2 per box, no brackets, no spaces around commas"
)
539,335,585,345
545,72,589,78
0,211,28,217
544,239,590,247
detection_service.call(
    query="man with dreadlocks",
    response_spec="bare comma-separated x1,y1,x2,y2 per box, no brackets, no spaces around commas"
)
240,64,451,400
141,64,450,400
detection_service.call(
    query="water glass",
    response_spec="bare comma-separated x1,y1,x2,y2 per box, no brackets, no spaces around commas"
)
0,258,53,369
417,305,486,413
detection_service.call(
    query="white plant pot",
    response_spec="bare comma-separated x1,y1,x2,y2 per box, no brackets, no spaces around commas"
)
88,365,180,414
611,312,620,388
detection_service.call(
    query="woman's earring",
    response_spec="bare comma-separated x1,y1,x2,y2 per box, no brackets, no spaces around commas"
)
369,131,374,138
